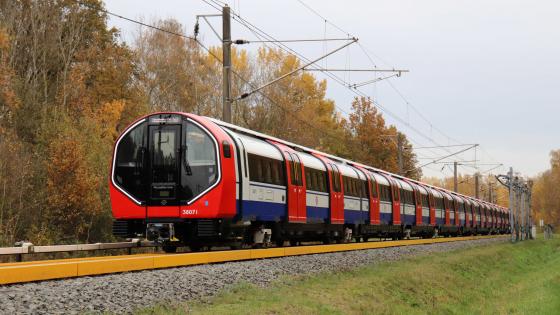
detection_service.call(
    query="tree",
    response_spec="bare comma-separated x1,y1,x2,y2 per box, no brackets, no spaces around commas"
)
0,8,423,245
532,150,560,226
344,96,421,179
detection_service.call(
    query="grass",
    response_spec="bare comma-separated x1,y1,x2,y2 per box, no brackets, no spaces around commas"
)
135,237,560,315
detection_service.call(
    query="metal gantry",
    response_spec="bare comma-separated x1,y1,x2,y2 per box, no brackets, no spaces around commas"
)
496,167,533,242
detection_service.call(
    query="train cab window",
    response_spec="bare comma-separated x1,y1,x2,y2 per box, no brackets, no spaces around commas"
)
115,121,147,201
181,122,218,201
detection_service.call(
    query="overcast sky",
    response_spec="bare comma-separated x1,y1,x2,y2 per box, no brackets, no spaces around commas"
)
105,0,560,179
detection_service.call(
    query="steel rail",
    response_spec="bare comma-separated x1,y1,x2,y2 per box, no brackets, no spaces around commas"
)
0,235,504,285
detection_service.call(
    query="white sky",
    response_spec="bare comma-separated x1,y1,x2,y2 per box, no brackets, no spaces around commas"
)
105,0,560,179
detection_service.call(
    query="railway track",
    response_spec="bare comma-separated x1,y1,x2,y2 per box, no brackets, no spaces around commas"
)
0,235,502,285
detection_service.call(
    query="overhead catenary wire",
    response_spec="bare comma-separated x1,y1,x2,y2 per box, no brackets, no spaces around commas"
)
203,0,465,155
235,38,358,101
94,0,499,180
237,37,354,43
75,1,360,149
291,0,474,159
293,0,507,174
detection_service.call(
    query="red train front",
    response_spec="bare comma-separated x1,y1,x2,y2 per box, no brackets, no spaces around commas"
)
110,113,236,251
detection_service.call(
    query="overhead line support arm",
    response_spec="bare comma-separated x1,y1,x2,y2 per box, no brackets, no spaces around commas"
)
234,38,358,101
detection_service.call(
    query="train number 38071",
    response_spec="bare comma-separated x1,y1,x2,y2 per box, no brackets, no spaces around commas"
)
181,209,198,215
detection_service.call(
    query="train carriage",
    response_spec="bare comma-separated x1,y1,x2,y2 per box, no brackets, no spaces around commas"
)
110,112,508,251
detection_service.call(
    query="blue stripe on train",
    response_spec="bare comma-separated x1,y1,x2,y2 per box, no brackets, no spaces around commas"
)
402,214,415,225
239,200,286,221
307,206,328,223
380,212,392,224
436,218,445,225
422,215,430,225
345,209,366,224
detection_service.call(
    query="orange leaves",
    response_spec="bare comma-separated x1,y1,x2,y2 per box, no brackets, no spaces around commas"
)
93,99,126,141
0,29,8,49
531,150,560,226
46,132,102,240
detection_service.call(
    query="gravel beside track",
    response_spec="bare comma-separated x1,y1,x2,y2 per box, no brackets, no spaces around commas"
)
0,237,506,314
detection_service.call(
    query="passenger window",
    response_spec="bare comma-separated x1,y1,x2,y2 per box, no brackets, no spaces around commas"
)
305,170,312,190
264,160,272,184
320,171,327,192
248,154,285,186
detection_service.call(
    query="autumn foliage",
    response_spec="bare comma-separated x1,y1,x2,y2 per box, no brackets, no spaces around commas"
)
0,1,424,245
531,150,560,227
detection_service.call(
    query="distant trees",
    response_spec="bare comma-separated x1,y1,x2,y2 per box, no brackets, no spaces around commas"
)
343,97,421,179
532,150,560,227
422,175,509,208
0,2,421,245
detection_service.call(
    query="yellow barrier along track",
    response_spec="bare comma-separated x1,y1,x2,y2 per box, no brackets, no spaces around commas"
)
0,236,501,285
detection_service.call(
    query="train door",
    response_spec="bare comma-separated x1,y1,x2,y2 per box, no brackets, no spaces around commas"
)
291,153,307,222
464,202,470,228
412,185,422,226
267,141,306,223
443,197,450,226
452,197,461,226
146,122,181,217
387,177,401,225
367,173,380,225
284,151,306,223
329,163,344,224
428,192,436,226
310,154,343,224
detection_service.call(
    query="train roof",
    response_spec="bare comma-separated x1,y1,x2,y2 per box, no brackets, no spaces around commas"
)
208,116,504,210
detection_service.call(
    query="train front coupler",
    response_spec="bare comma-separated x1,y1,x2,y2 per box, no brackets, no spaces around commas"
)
146,223,176,244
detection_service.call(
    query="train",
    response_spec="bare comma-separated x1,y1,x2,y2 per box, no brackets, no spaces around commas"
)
110,112,510,252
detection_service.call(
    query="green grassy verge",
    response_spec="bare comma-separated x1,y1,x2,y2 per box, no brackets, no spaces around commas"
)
136,237,560,315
